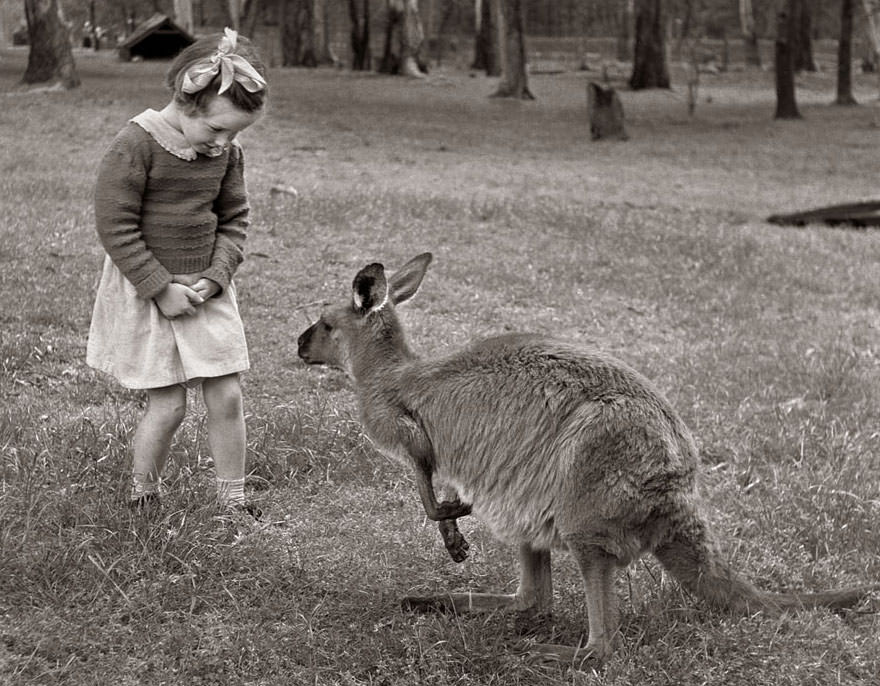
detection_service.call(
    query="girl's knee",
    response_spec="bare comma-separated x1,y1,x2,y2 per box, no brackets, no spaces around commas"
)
146,386,187,429
203,374,243,420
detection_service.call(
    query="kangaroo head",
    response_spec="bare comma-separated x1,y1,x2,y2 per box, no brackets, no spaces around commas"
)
297,253,433,375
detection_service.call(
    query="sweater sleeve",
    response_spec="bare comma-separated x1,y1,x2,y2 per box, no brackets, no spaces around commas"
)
94,126,173,299
202,143,249,292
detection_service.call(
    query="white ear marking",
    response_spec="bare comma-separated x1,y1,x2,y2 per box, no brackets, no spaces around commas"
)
352,289,388,314
369,291,389,313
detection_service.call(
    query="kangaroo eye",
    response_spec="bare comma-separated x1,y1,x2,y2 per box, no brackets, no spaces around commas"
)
321,321,333,333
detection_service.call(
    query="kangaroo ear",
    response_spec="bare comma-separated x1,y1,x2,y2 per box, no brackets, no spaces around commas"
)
352,263,388,314
389,253,432,305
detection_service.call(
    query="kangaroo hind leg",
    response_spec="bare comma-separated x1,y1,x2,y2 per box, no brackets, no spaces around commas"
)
402,543,552,614
528,541,619,667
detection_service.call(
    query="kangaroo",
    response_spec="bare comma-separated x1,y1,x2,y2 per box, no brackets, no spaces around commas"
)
297,252,876,664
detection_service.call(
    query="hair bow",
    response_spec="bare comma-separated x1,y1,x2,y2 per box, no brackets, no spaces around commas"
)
181,28,266,95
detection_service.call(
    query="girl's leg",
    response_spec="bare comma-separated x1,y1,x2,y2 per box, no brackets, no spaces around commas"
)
131,384,187,503
201,373,247,507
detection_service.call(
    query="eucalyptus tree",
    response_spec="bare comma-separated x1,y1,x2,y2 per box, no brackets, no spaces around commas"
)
836,0,857,105
380,0,427,76
630,0,670,89
472,0,500,75
739,0,760,66
774,0,800,119
490,0,533,99
22,0,80,89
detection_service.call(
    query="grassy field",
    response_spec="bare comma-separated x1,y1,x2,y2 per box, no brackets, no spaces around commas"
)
2,47,880,685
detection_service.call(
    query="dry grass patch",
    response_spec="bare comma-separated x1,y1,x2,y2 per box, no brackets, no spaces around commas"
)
1,49,879,684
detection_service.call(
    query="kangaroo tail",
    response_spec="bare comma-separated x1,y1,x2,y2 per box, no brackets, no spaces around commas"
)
653,508,877,614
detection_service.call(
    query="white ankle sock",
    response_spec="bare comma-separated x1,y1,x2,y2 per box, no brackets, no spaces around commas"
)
131,472,161,500
216,477,245,506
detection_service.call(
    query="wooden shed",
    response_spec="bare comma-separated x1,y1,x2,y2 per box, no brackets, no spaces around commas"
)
117,13,194,61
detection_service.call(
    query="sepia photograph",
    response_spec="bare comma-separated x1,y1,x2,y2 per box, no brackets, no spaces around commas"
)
1,0,879,684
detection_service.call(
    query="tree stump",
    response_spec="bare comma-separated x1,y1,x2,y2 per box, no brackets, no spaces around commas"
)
587,82,628,141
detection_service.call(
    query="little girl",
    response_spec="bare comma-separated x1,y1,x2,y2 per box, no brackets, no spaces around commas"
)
87,29,267,513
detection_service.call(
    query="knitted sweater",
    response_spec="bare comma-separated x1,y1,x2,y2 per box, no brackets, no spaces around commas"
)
94,118,249,299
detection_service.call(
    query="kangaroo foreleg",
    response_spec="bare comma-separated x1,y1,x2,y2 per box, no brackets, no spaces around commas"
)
414,468,471,562
438,515,470,562
412,462,472,521
398,416,471,561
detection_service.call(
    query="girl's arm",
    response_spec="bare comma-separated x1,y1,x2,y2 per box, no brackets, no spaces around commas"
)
94,128,173,299
201,143,249,294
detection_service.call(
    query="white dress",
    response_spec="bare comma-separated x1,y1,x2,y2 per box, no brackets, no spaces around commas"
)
86,110,250,389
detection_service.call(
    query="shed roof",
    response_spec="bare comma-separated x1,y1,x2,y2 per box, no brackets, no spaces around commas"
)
118,13,195,61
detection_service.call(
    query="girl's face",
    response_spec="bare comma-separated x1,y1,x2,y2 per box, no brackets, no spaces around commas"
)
178,96,262,157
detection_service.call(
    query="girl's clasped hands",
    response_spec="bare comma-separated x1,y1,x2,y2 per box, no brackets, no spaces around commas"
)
154,278,221,319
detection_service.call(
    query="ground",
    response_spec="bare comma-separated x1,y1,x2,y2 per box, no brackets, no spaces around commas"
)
1,47,879,685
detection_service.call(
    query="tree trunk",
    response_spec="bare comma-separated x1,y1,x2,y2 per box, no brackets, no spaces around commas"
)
837,0,857,104
774,0,801,119
472,0,500,75
348,0,371,70
313,0,336,64
281,0,317,66
490,0,533,99
673,0,693,63
380,0,426,76
241,0,262,38
794,0,816,72
22,0,79,89
616,0,633,62
861,0,880,97
629,0,669,90
587,82,628,140
739,0,761,67
174,0,194,33
227,0,241,30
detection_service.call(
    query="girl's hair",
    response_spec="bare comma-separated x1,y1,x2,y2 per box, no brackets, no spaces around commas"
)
166,32,268,114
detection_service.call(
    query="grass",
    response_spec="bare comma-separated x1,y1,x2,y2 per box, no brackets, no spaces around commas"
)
2,47,880,684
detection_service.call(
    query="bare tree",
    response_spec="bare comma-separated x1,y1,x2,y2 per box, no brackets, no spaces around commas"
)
630,0,670,89
22,0,80,89
313,0,336,64
227,0,242,29
348,0,371,70
793,0,816,72
836,0,857,104
225,0,261,38
380,0,427,76
490,0,533,99
472,0,500,75
174,0,193,32
616,0,634,62
774,0,801,119
862,0,880,97
281,0,316,66
739,0,761,67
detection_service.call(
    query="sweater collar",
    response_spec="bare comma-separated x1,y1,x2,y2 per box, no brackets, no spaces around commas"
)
130,108,198,161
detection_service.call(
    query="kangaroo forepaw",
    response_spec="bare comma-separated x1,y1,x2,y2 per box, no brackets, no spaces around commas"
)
433,498,472,520
438,518,470,562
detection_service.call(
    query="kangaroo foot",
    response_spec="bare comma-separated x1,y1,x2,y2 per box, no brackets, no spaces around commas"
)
401,591,519,615
438,519,469,562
